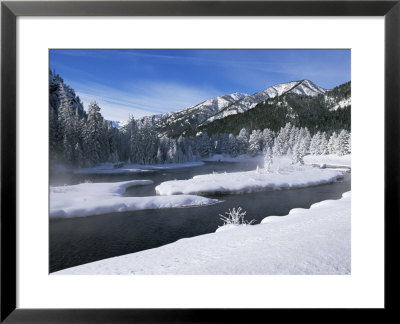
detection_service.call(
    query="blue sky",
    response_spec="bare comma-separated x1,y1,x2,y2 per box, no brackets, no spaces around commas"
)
50,49,350,121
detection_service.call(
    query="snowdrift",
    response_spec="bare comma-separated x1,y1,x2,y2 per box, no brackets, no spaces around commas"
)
304,154,351,168
50,180,218,218
155,166,344,195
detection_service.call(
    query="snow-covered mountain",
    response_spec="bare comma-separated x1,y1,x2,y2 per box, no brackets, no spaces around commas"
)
205,80,326,124
148,92,248,137
330,97,351,111
150,79,327,137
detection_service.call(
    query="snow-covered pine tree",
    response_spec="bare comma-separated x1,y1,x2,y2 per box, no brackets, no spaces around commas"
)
141,120,159,164
236,128,249,155
57,84,81,165
272,123,292,156
49,103,61,163
106,122,120,163
118,125,131,162
261,128,274,151
328,131,338,154
157,136,170,163
298,138,308,158
156,147,164,164
99,119,111,162
210,134,219,154
197,133,212,158
318,132,329,155
281,122,293,153
264,147,273,172
83,101,104,166
248,129,262,157
272,136,284,156
219,133,230,155
288,126,300,152
309,132,321,155
347,133,351,154
167,140,177,163
337,129,351,155
128,116,139,163
177,135,187,162
298,127,311,153
292,142,304,165
228,133,239,157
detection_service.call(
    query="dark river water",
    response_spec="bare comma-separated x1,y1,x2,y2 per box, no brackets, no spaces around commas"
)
49,161,351,273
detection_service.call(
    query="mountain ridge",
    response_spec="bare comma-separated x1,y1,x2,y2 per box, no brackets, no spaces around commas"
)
200,79,326,126
144,79,340,137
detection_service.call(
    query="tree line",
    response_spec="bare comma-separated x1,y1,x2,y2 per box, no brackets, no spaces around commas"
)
49,71,351,168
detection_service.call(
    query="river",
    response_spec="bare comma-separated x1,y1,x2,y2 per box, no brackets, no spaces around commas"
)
49,161,351,273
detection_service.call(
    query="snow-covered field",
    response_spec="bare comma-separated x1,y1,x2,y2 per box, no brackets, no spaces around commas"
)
304,154,351,168
201,154,261,163
50,180,218,218
72,161,205,174
203,153,351,168
155,166,344,195
55,192,351,275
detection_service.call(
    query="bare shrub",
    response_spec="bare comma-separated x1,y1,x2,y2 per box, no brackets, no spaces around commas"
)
219,207,255,226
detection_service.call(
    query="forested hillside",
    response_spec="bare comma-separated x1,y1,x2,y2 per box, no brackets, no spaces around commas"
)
193,82,351,137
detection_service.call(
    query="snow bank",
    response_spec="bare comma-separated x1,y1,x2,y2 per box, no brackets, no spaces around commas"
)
304,154,351,168
155,166,344,195
50,180,218,218
55,192,351,275
215,223,253,233
201,154,261,163
73,161,205,174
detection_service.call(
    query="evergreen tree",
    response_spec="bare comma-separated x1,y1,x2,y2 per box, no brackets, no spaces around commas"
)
299,127,311,153
135,120,158,164
248,130,262,157
328,132,338,154
128,116,139,163
292,142,305,165
83,101,103,166
236,128,249,155
262,128,274,150
57,84,81,165
318,132,329,155
309,132,321,155
156,147,164,164
167,140,178,163
298,138,308,158
219,133,230,155
197,133,212,158
49,70,352,169
272,123,292,156
264,147,273,172
337,130,351,155
228,133,240,157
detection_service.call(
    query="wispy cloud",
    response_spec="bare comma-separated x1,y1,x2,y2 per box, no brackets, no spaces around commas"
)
51,49,350,121
71,80,221,121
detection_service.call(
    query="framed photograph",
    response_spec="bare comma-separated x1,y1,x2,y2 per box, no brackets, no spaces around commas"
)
1,0,399,322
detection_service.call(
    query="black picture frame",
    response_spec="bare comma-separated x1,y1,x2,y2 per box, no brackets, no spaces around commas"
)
1,0,399,322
